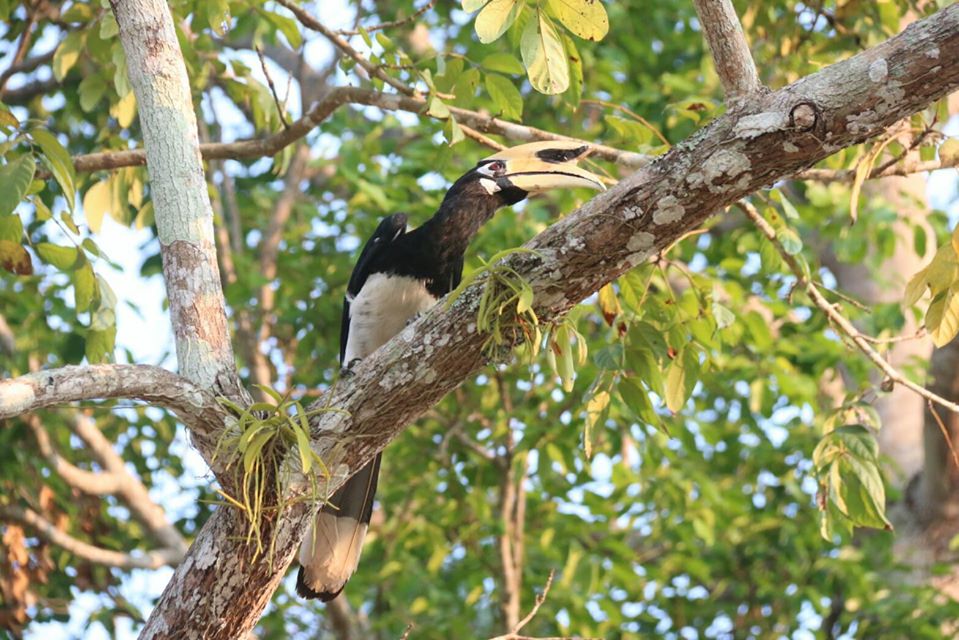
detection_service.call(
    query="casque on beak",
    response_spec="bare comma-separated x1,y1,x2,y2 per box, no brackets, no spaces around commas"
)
482,141,606,193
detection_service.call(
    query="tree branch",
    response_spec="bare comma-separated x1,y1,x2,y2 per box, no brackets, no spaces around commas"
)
0,364,221,424
65,87,648,175
110,0,244,401
0,505,183,570
26,414,122,495
141,6,959,638
335,1,435,36
692,0,763,104
797,155,959,182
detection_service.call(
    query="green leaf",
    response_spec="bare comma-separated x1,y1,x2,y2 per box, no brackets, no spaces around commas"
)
903,266,928,308
86,325,116,364
264,10,303,49
31,129,76,212
546,0,609,41
99,13,119,39
481,52,525,74
36,242,80,271
776,226,802,255
447,115,465,146
619,378,658,426
474,0,521,43
53,31,85,81
427,96,451,119
521,10,569,95
0,239,32,275
484,73,523,120
74,261,97,313
0,107,19,129
0,214,22,243
0,155,37,217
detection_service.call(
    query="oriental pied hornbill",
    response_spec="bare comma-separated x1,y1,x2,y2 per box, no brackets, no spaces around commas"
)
296,141,604,601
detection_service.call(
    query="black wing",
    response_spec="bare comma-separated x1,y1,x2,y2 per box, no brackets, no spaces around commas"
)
339,213,409,363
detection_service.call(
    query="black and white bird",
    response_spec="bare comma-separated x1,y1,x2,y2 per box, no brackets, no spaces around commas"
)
296,141,604,601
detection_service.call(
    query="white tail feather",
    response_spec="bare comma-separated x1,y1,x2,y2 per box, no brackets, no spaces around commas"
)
298,512,368,597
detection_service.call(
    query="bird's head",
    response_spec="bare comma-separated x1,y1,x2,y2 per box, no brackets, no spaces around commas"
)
446,141,606,207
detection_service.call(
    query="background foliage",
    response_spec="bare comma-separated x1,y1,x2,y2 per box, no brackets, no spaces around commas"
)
1,0,958,638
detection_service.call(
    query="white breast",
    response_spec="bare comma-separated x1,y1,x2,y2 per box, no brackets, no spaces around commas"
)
343,273,438,364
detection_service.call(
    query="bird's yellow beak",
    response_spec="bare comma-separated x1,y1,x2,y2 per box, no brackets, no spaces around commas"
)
481,141,606,193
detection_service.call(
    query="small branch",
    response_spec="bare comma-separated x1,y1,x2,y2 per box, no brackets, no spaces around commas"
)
0,505,183,570
274,0,416,97
927,401,959,470
692,0,762,104
336,1,435,36
64,87,647,174
0,364,221,424
738,200,959,415
797,155,959,182
580,99,670,146
255,46,290,129
489,570,569,640
0,48,55,93
461,124,507,151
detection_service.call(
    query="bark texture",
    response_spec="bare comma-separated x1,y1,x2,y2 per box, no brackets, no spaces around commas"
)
110,0,243,400
138,7,959,638
692,0,763,103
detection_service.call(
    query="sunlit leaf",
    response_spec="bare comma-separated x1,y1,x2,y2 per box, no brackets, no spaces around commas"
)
0,240,32,275
484,73,523,120
521,10,569,94
474,0,521,44
546,0,609,41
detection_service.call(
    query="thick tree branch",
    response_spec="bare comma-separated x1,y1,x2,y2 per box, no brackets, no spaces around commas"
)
0,364,221,425
692,0,763,104
141,7,959,638
0,505,183,570
110,0,244,401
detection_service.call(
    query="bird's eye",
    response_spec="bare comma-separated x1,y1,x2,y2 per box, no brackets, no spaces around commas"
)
488,161,506,174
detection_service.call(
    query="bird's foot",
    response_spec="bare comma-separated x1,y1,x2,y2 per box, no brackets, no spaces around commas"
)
340,358,362,379
405,312,423,327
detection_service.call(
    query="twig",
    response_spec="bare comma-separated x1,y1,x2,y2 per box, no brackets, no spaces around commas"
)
691,0,762,104
580,99,670,146
461,124,506,151
796,155,959,182
274,0,416,97
255,46,290,129
927,401,959,470
336,1,436,36
489,570,554,640
738,200,959,415
399,623,414,640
